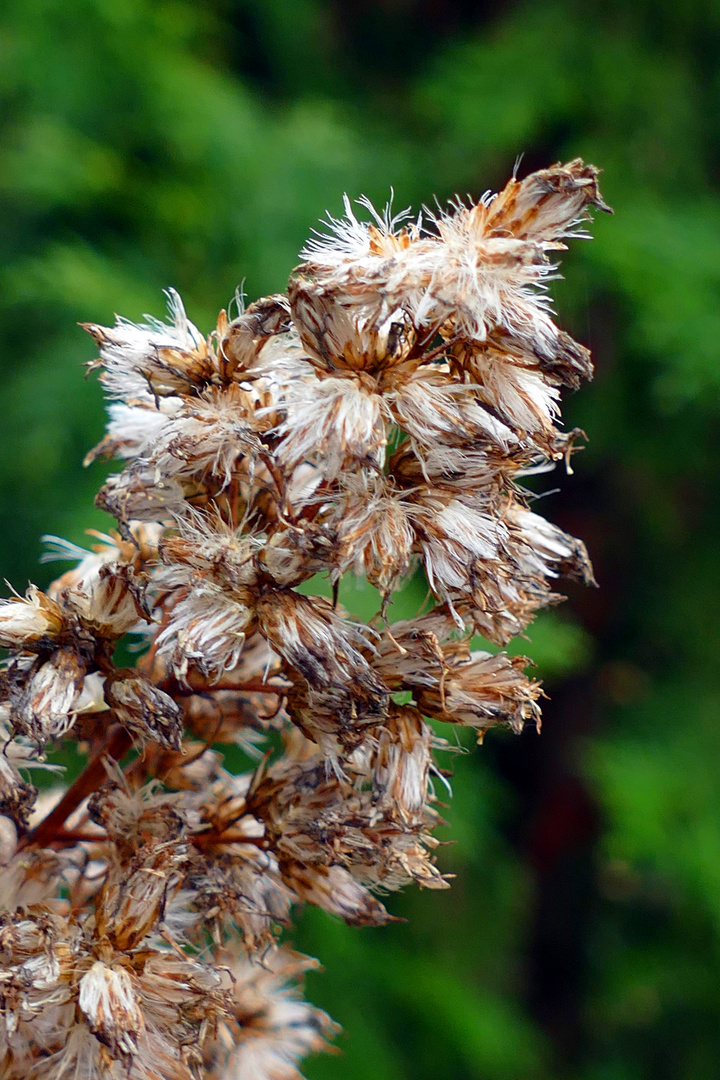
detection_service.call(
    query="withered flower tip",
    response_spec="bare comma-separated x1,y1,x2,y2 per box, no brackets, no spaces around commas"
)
0,159,607,1080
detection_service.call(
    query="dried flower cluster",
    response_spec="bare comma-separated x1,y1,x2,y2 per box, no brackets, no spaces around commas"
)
0,160,608,1079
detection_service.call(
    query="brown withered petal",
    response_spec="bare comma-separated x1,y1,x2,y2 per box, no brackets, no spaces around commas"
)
105,671,183,750
506,506,596,587
144,384,262,489
214,946,337,1080
0,586,64,649
78,960,145,1062
415,651,542,736
11,648,86,749
87,779,186,856
0,753,36,827
281,861,393,925
62,561,151,639
452,342,561,440
392,370,517,455
96,843,186,951
371,706,432,822
284,682,390,750
258,526,334,588
0,906,81,1069
186,848,294,952
83,289,218,401
330,472,417,600
289,271,417,374
137,950,231,1061
217,293,292,379
256,591,387,701
273,372,390,478
483,158,612,242
95,464,188,525
154,582,255,684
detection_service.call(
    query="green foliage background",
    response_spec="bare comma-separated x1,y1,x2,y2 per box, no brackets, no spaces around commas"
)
2,2,720,1077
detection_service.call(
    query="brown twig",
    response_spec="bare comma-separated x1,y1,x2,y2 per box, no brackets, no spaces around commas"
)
165,678,289,696
19,726,132,850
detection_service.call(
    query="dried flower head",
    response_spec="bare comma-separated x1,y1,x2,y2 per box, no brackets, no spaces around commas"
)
0,160,609,1079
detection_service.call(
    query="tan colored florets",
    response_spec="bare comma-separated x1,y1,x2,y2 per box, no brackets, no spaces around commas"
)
0,160,609,1078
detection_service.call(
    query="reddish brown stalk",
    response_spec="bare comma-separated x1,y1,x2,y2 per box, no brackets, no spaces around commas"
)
191,828,268,852
260,451,289,511
19,726,131,850
190,679,287,694
163,678,288,696
39,830,105,850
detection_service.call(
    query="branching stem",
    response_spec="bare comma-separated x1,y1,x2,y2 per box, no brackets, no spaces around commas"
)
19,726,132,850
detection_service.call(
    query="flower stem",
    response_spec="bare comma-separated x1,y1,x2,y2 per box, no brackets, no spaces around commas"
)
19,725,131,850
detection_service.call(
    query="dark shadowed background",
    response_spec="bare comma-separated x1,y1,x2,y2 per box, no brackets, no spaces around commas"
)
2,2,720,1077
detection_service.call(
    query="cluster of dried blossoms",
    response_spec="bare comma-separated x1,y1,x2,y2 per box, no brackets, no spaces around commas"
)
0,160,608,1079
